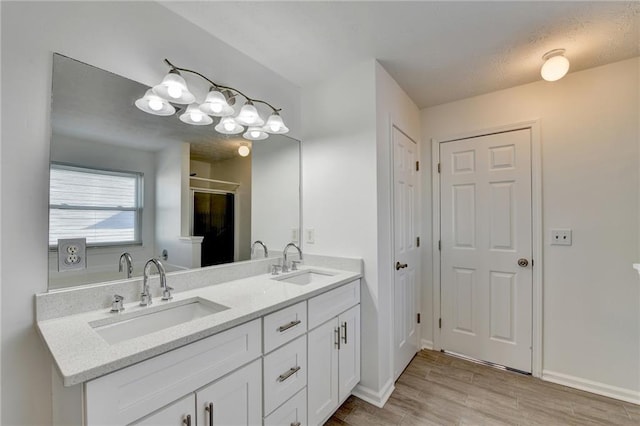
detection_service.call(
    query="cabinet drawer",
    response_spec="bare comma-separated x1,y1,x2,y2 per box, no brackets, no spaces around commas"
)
86,319,261,425
308,280,360,329
263,301,307,353
263,335,307,415
264,388,307,426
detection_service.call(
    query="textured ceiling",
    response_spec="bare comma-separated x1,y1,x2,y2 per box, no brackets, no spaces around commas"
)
162,1,640,108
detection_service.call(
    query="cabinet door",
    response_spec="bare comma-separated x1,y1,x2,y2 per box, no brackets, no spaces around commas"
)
307,319,339,426
338,304,361,399
195,359,261,426
130,394,195,426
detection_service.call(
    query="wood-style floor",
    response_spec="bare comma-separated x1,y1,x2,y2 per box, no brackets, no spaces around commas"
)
325,349,639,425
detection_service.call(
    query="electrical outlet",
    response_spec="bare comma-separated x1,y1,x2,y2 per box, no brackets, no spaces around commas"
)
291,228,299,243
58,238,87,271
305,228,315,244
551,229,572,246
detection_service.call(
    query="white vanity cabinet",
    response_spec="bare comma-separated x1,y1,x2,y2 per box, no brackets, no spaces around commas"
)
131,395,196,426
307,282,361,426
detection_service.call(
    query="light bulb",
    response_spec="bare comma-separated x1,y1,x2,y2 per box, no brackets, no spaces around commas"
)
238,145,250,157
191,112,203,122
251,130,260,138
211,104,222,113
270,123,280,132
541,50,570,82
167,84,182,99
224,121,236,131
148,98,163,111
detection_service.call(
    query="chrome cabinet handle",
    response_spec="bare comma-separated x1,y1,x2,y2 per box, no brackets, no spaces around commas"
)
277,320,301,332
395,261,408,270
342,321,348,344
277,366,301,382
183,414,192,426
335,327,340,350
517,258,529,267
205,403,213,426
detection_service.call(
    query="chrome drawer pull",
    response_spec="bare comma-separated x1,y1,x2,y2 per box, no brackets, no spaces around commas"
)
277,320,301,332
342,321,348,344
277,366,301,382
205,402,213,426
291,422,301,426
183,414,192,426
335,327,340,349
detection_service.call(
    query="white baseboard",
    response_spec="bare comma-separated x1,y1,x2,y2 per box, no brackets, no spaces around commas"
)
420,339,434,350
352,378,395,408
542,370,640,405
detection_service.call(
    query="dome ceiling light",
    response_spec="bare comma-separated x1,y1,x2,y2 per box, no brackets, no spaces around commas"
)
135,59,289,141
541,49,570,82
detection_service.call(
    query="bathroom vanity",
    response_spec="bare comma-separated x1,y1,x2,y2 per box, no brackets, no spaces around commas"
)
36,256,362,426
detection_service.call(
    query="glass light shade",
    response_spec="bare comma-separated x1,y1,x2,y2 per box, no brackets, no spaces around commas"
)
541,55,570,82
152,71,195,104
264,113,289,134
179,103,213,125
215,116,244,134
238,144,251,157
243,126,268,141
235,102,265,126
135,89,176,116
199,90,234,117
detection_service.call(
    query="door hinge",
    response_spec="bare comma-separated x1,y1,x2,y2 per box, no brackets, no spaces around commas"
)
437,163,441,173
416,161,420,171
416,236,420,247
417,313,421,324
438,318,442,329
438,240,441,251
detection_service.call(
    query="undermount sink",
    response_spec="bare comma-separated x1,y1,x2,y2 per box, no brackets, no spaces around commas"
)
91,298,229,344
274,270,336,285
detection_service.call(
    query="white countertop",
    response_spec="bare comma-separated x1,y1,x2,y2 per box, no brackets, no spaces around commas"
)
37,266,361,386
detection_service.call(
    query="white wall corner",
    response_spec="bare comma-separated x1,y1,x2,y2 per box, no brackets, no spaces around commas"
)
542,370,640,405
351,378,395,408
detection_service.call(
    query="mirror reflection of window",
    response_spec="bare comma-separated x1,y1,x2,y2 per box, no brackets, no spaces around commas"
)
49,164,142,247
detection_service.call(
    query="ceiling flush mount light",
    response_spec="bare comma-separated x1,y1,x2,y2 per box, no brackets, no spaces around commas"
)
238,143,251,157
135,89,176,116
139,59,289,141
541,49,570,82
179,103,213,125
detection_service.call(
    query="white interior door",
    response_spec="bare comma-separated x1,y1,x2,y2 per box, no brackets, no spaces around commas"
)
393,127,420,380
440,129,532,372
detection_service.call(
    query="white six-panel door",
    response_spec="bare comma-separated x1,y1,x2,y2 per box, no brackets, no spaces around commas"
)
393,127,420,380
440,129,532,372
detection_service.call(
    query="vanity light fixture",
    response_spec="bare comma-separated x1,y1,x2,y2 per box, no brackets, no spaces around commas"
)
541,49,570,82
238,143,251,157
243,126,269,141
136,59,290,141
179,103,213,125
134,89,176,115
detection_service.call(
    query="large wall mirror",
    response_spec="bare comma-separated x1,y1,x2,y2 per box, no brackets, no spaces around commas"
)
48,54,300,290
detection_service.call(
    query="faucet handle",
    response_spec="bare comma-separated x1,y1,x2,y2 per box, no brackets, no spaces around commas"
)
271,264,282,275
162,286,174,301
291,260,302,271
110,294,125,313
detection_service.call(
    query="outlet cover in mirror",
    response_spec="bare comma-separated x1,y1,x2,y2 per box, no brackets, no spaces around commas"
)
57,238,87,271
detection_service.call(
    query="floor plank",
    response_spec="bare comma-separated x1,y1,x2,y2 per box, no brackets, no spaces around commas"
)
325,350,637,426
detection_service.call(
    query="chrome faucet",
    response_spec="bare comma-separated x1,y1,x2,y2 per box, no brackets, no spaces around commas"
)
118,252,133,278
282,242,303,273
140,258,171,306
251,240,269,258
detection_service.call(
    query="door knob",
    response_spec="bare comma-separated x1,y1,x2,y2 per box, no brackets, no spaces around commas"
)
517,258,529,267
395,261,408,270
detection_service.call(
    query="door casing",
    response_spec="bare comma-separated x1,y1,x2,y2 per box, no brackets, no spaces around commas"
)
431,120,543,377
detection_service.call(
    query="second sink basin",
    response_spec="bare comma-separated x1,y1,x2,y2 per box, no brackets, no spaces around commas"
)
274,270,336,285
91,298,229,344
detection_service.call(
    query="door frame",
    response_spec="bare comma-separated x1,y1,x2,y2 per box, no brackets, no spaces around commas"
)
431,120,543,377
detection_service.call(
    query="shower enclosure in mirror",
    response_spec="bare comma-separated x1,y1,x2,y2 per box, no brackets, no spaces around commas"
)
48,54,300,290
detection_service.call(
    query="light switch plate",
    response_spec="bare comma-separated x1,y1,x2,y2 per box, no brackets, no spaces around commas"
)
551,229,572,246
305,228,315,244
58,238,87,271
291,228,299,243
